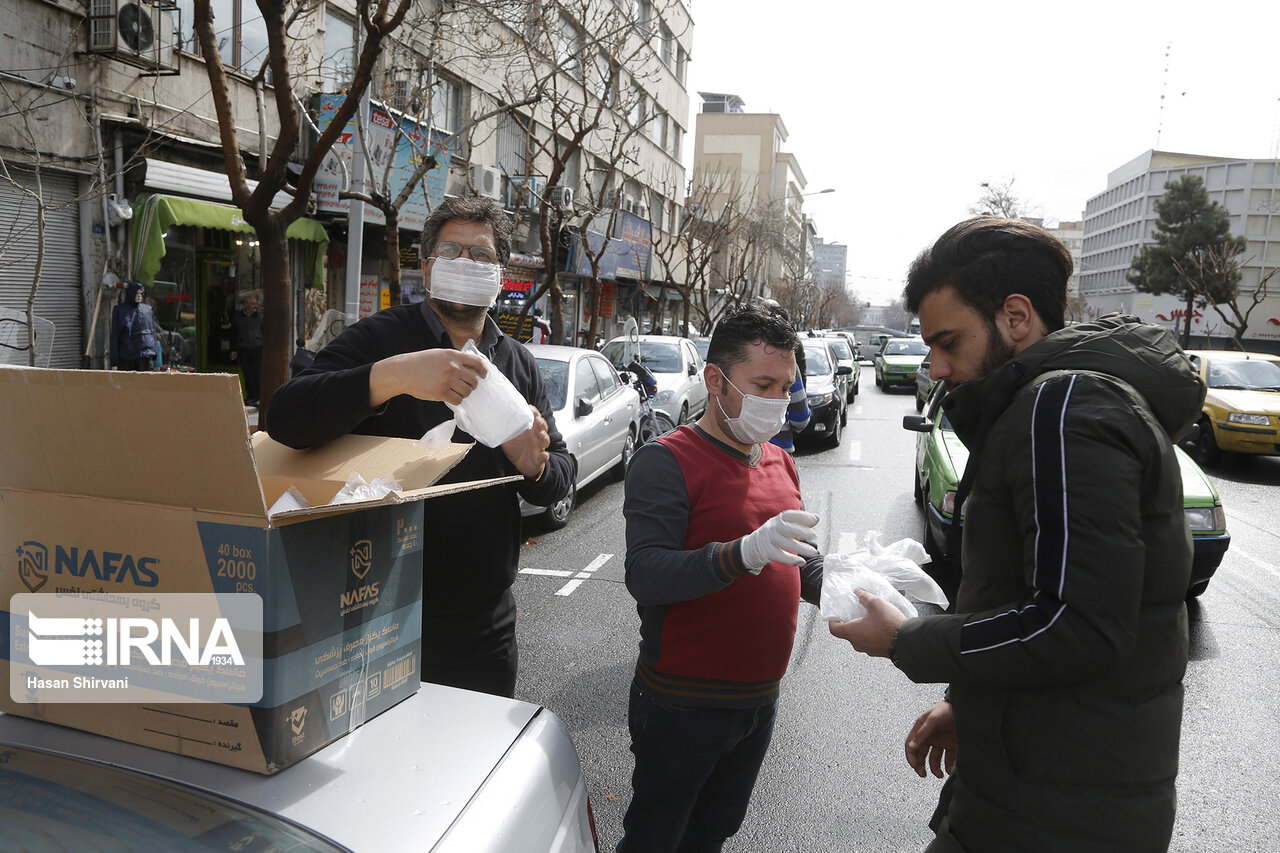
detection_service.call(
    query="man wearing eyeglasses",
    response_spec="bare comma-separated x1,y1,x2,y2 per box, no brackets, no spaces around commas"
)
266,196,574,699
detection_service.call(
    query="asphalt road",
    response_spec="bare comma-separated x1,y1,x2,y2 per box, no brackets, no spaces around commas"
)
513,381,1280,852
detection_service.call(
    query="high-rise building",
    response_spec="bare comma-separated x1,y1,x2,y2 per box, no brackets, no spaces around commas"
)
1081,150,1280,350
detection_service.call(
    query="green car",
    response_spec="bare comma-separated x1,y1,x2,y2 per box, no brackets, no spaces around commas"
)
875,337,929,390
905,384,1230,600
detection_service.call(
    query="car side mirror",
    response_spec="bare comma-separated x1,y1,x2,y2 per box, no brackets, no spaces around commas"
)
576,398,594,418
836,365,852,376
687,363,696,376
902,414,933,433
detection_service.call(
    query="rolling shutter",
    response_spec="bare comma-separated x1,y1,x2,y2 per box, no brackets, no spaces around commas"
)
0,167,83,368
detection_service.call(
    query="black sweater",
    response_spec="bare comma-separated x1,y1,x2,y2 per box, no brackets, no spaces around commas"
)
265,302,574,617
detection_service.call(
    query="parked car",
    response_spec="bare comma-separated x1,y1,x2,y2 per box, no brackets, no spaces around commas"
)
914,357,936,412
857,332,899,362
1181,349,1280,464
874,337,929,390
0,684,600,853
690,336,711,361
521,344,639,529
601,335,708,425
799,338,852,447
905,383,1230,601
822,335,861,402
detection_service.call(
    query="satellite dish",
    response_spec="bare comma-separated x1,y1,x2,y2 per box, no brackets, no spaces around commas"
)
118,3,155,52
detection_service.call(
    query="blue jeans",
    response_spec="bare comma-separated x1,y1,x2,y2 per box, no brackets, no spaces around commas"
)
617,681,778,853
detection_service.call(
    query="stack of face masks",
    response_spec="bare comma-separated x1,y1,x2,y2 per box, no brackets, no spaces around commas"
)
445,339,534,447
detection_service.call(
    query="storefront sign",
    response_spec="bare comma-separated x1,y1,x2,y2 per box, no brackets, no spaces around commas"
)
497,310,534,341
359,278,381,318
502,269,536,301
313,95,453,231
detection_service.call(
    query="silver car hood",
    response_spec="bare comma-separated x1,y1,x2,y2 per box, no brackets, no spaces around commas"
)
0,685,540,851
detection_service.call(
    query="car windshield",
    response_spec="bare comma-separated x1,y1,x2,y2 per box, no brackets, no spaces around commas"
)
693,338,711,359
886,339,929,356
1206,357,1280,390
601,340,683,373
803,345,832,373
536,358,569,410
826,339,853,359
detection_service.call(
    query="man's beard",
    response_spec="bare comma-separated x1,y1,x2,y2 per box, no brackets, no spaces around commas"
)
430,298,489,326
977,319,1016,378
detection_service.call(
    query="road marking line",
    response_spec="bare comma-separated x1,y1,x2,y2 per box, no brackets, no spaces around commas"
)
555,579,586,596
554,553,614,596
519,568,574,577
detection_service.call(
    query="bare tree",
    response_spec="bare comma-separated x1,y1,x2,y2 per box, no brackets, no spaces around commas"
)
454,0,677,346
1172,243,1278,350
969,177,1026,219
193,0,411,406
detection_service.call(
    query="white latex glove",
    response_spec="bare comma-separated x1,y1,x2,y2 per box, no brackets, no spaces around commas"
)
739,509,820,574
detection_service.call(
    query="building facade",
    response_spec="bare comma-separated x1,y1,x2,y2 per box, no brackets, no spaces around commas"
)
1080,150,1280,351
691,92,816,304
0,0,694,373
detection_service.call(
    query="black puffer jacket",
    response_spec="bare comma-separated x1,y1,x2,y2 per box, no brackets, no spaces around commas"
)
892,315,1205,852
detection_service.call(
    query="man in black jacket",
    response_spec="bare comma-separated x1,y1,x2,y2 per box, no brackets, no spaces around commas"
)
266,197,574,698
830,217,1203,852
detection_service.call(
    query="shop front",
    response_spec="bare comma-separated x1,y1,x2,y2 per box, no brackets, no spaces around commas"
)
129,194,328,376
494,253,546,342
564,210,654,346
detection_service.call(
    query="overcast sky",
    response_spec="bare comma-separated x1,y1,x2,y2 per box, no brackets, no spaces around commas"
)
682,0,1280,305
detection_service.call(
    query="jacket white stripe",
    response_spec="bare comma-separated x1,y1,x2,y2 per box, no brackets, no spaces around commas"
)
961,375,1076,655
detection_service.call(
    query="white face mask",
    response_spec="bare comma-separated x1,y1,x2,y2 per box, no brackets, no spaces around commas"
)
429,256,503,307
717,374,789,445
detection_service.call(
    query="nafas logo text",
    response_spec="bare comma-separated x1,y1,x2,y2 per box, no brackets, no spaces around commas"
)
14,539,159,590
342,540,380,612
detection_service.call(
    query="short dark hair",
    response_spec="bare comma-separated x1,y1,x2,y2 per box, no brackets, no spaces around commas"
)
706,304,799,373
904,216,1072,332
422,196,513,265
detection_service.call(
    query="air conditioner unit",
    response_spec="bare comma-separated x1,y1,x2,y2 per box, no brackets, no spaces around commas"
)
89,0,178,72
548,186,574,210
469,164,503,201
506,175,543,211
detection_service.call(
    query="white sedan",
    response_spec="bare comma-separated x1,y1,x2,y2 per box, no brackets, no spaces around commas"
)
600,335,709,426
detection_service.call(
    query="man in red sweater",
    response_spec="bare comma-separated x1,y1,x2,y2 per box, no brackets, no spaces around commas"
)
617,304,824,853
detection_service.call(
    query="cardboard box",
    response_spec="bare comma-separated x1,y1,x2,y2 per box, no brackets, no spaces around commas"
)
0,367,515,773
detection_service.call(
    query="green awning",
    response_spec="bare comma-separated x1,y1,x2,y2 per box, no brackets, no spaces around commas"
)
131,194,329,290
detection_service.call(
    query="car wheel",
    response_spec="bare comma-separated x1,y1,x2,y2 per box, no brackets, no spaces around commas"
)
679,402,689,425
913,469,923,503
826,411,842,447
544,479,577,530
839,398,848,427
916,390,925,413
875,369,882,388
1195,417,1223,465
613,430,636,481
850,375,859,397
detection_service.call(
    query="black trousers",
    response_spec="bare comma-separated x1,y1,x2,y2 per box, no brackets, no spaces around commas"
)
239,346,263,401
420,587,518,699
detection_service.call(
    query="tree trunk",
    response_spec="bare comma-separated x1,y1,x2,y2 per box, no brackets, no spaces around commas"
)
1182,289,1193,349
258,222,291,408
384,206,402,307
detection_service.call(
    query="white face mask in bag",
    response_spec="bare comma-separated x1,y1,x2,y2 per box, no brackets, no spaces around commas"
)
429,256,503,307
445,339,534,447
718,376,789,445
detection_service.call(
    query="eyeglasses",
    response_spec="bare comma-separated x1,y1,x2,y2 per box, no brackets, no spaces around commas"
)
432,241,499,265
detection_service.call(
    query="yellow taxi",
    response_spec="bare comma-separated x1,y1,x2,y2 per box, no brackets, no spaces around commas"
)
1183,349,1280,463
